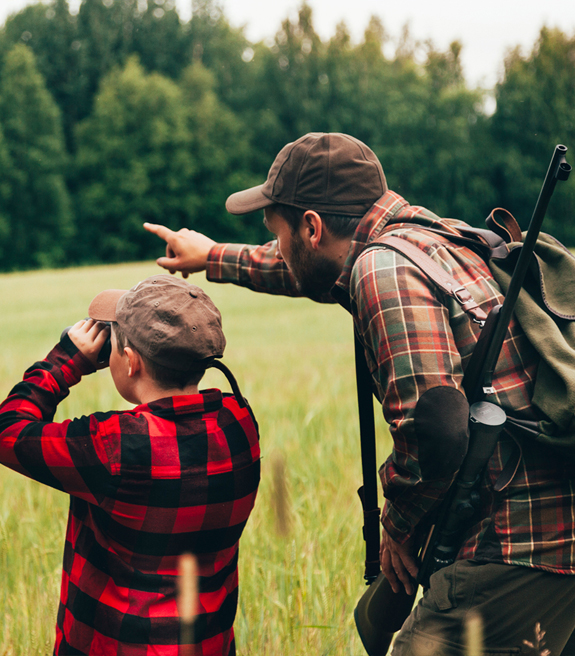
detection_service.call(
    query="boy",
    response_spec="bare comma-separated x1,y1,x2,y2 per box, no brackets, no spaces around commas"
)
0,275,260,655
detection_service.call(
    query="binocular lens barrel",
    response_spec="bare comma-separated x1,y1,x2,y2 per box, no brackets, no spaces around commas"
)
60,321,112,365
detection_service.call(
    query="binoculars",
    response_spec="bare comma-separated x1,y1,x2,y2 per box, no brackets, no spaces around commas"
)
60,320,112,366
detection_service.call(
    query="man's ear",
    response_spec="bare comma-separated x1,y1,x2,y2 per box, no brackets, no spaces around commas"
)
124,347,142,378
302,210,323,250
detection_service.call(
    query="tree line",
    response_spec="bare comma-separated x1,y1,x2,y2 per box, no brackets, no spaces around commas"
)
0,0,574,271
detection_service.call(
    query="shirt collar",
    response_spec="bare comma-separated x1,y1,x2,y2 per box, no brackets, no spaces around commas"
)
135,388,224,418
331,190,410,307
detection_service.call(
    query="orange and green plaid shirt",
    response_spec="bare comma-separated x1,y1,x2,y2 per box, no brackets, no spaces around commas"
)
207,190,575,574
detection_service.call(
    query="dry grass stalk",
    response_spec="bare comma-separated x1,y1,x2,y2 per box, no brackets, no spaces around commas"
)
464,610,483,656
177,552,198,656
271,450,292,537
523,623,551,656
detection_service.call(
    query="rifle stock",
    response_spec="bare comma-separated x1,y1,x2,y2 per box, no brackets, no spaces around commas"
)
354,145,571,655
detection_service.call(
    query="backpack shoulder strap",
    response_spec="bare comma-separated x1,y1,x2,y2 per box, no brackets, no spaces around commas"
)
364,234,488,325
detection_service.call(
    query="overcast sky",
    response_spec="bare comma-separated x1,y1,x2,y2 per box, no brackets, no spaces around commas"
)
1,0,575,89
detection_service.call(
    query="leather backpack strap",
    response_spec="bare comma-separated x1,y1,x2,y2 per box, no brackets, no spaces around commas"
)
366,235,488,325
416,225,508,256
486,208,523,244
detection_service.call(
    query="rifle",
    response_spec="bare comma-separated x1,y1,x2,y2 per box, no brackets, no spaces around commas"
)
354,145,571,655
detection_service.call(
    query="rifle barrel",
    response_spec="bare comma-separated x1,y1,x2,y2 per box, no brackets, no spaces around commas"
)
480,145,571,395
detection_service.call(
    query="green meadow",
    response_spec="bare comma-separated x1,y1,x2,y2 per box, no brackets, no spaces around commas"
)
0,261,392,655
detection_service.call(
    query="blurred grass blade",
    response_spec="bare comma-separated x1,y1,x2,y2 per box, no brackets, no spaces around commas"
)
465,610,483,656
178,552,198,655
271,450,291,537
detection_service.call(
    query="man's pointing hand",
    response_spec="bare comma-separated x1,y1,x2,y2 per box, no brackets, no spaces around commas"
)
143,223,216,278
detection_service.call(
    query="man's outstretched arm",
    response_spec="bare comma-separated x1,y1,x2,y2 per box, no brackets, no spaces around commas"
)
144,222,325,299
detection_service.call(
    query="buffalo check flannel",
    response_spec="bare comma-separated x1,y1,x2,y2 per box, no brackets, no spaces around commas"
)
0,335,261,655
207,189,575,574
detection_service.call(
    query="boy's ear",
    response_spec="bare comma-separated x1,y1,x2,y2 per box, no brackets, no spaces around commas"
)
124,346,142,378
302,210,323,250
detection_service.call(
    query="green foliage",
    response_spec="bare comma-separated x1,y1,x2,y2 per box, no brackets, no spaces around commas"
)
381,40,490,225
188,0,256,113
0,125,13,260
0,0,191,150
491,27,575,241
0,43,72,269
1,0,82,150
0,0,575,270
179,62,264,243
74,55,195,262
131,0,189,80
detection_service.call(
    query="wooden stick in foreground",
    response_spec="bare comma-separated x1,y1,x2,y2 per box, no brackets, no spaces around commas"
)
178,552,198,656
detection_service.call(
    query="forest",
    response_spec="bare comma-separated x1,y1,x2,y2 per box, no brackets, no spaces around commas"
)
0,0,574,270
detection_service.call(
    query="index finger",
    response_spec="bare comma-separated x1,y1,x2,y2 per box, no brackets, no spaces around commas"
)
143,222,175,241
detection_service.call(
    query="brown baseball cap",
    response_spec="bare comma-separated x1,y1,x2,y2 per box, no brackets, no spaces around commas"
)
225,132,387,216
88,275,226,372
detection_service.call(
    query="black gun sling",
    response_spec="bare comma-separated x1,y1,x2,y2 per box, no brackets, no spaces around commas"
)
355,333,382,584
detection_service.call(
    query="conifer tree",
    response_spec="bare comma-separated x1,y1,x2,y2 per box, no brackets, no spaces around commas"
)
491,27,575,242
0,124,13,264
74,56,194,262
0,0,81,151
0,44,72,270
179,62,262,242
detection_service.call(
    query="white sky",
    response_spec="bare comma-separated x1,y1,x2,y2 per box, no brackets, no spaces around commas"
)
1,0,575,88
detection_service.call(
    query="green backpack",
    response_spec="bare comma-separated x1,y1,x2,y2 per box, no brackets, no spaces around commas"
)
375,205,575,459
488,208,575,456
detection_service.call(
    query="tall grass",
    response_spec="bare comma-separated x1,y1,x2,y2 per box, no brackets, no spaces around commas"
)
0,261,392,655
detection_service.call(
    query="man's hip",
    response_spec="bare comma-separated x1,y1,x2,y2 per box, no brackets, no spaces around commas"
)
391,560,575,656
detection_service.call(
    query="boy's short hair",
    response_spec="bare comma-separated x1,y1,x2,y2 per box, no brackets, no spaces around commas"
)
112,322,205,390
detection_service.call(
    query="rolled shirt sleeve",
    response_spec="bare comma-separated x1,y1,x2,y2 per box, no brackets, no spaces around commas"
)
207,241,303,296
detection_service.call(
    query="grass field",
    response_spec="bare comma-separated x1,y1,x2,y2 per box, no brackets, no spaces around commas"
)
0,261,392,655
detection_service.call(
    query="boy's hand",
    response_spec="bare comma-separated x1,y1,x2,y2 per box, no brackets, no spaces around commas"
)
143,223,216,278
67,319,111,369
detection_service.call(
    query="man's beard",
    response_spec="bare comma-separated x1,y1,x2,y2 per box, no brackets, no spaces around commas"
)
288,232,342,300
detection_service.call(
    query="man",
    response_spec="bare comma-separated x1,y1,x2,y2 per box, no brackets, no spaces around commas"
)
145,132,575,655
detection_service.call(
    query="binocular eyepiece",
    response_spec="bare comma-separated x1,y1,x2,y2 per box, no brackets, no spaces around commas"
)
60,320,112,366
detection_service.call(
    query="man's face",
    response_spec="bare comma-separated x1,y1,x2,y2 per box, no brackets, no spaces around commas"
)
264,209,342,299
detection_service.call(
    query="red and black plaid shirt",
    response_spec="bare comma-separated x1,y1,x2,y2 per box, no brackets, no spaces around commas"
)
0,336,260,655
207,190,575,574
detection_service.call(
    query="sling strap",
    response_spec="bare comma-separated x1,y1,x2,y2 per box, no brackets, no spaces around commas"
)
355,334,382,585
364,235,488,325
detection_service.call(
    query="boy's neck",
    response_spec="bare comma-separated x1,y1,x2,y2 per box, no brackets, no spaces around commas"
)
132,381,200,406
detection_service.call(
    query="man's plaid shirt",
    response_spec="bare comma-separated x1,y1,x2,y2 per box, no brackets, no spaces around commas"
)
207,190,575,574
0,336,261,655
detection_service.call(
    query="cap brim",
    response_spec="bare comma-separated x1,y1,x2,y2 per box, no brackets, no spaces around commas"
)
225,184,274,215
88,289,127,321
